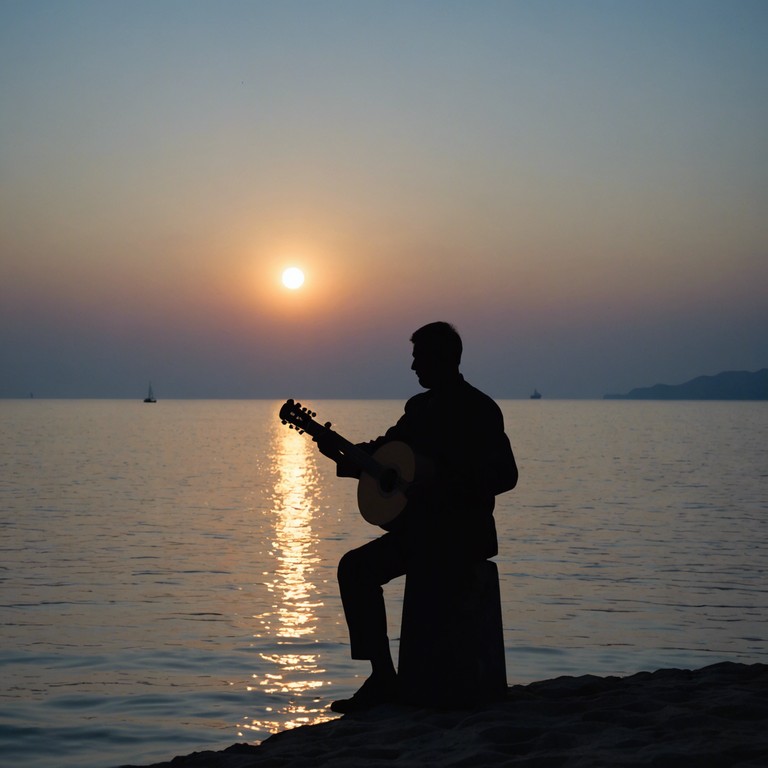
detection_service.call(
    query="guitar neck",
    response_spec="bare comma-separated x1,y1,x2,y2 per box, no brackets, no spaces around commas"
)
323,429,384,478
279,399,415,526
279,399,384,478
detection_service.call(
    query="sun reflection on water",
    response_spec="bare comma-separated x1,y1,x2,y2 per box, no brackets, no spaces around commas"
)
238,420,338,738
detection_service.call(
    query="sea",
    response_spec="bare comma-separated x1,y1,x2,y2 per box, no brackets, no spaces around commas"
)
2,399,767,768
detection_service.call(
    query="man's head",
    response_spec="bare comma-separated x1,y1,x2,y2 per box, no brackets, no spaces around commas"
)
410,321,462,389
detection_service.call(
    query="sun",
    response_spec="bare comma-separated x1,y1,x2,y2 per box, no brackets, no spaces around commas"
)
281,266,305,290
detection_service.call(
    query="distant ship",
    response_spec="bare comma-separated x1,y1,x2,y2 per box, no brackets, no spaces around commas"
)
143,383,157,403
530,389,542,400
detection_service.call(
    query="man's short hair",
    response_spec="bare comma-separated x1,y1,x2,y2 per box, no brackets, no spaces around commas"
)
410,321,462,366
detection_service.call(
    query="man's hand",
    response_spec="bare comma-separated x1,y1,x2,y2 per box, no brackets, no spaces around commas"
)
313,428,341,463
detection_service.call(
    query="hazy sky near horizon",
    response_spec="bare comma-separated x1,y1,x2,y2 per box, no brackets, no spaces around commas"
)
2,0,767,399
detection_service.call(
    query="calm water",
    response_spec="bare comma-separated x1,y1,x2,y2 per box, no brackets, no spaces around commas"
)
1,399,767,768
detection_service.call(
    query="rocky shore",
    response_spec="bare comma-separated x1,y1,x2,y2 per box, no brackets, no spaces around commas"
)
119,662,768,767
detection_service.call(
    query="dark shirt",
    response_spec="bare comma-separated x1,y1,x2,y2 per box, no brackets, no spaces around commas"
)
338,375,517,561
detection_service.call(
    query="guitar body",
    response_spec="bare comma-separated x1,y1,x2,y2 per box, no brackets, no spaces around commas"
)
279,399,420,527
357,441,415,526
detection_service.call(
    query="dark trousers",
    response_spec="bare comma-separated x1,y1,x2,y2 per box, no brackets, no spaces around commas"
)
337,527,482,660
337,532,410,660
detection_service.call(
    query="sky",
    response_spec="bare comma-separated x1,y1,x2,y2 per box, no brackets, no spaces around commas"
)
1,0,767,399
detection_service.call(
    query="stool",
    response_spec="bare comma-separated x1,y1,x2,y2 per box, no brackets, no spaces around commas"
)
397,559,507,706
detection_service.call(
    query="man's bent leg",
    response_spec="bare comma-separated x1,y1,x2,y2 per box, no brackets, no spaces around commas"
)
332,532,407,713
337,532,408,660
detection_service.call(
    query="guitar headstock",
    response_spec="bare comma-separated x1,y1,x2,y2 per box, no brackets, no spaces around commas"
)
279,398,326,437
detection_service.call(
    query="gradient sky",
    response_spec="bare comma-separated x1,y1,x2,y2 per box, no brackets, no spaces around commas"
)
2,0,766,399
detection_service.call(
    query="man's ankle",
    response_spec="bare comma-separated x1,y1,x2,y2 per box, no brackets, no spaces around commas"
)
370,654,396,681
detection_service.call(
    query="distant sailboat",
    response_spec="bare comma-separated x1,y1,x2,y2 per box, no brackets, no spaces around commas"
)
530,389,542,400
143,383,157,403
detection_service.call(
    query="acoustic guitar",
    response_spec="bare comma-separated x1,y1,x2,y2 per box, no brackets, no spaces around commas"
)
278,398,417,527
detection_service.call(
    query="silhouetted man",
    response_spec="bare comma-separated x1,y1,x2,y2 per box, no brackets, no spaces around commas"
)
314,321,518,713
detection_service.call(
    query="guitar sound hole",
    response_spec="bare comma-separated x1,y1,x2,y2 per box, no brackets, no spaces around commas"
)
379,468,398,494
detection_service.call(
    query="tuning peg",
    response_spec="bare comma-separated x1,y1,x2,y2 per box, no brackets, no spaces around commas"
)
324,421,332,428
311,411,317,417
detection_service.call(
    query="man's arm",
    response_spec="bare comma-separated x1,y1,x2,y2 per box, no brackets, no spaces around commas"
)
312,428,363,478
453,398,518,497
486,431,518,495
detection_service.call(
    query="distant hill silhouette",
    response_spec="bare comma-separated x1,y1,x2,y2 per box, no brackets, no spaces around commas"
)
604,369,768,400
